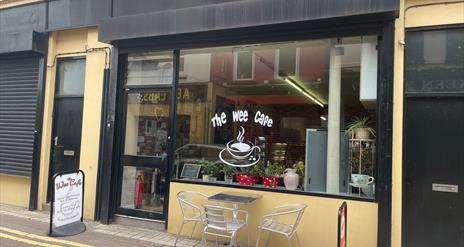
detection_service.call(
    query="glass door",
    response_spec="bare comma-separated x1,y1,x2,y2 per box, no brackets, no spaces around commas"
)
117,89,172,220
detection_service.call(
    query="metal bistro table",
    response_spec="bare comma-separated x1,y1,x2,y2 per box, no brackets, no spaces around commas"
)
208,191,261,219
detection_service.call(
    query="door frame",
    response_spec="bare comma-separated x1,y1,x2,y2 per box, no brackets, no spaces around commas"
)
111,51,180,221
47,56,86,202
401,24,464,246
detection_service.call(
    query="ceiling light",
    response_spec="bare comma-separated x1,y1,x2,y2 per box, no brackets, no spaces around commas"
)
284,77,324,107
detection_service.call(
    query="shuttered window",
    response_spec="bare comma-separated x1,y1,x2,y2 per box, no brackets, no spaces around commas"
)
0,56,40,176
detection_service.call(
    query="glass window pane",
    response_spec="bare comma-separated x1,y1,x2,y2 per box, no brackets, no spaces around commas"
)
174,36,378,199
405,28,464,94
119,167,166,213
124,92,171,156
57,59,85,95
126,52,174,85
234,51,254,80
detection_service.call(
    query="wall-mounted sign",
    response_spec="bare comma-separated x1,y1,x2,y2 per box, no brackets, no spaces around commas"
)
49,170,86,237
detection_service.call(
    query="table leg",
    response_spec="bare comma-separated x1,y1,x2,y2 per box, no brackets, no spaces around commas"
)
232,203,239,219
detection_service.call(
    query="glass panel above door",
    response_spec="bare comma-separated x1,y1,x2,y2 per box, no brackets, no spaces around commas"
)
57,59,86,96
126,52,174,85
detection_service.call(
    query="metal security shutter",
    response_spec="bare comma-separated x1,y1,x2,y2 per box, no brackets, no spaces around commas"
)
0,56,40,176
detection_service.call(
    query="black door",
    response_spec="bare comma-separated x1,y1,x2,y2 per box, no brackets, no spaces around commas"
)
48,58,85,200
404,97,464,247
404,26,464,247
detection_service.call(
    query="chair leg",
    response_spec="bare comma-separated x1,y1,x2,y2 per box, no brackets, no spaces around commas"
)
247,227,250,247
287,237,293,247
255,228,263,247
174,221,185,247
231,231,237,247
201,226,208,247
190,221,198,239
264,231,270,247
295,232,302,247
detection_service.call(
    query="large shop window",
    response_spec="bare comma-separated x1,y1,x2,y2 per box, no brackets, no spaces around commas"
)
174,36,379,198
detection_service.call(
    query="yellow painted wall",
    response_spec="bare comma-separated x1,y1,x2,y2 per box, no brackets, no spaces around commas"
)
391,1,464,246
37,27,110,220
0,174,30,207
168,182,378,247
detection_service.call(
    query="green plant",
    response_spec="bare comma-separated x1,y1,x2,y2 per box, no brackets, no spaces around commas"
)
346,116,376,138
267,163,285,176
293,161,305,177
221,164,236,178
240,162,265,177
198,160,220,176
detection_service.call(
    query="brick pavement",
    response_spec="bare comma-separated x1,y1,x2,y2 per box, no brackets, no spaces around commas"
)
0,204,218,247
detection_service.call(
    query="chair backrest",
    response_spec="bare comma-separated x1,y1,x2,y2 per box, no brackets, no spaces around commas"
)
203,205,228,229
269,203,308,234
177,191,208,219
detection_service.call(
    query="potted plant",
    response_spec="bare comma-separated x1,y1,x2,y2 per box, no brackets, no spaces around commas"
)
198,160,219,182
235,162,264,186
263,163,285,188
346,116,376,139
221,164,236,184
294,161,305,187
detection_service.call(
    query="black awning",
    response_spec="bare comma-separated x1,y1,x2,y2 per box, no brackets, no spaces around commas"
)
0,30,47,55
98,0,399,44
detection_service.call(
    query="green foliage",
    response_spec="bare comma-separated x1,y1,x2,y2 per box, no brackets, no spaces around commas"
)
198,160,220,176
267,163,285,176
293,161,305,177
346,116,376,137
221,164,236,177
248,161,265,177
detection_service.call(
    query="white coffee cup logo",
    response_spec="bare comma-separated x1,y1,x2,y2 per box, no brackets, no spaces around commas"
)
220,126,261,167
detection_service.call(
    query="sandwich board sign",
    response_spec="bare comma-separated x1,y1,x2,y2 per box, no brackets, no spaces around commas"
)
338,201,347,247
49,170,86,237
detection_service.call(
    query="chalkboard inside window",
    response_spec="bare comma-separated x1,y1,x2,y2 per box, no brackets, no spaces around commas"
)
180,164,201,179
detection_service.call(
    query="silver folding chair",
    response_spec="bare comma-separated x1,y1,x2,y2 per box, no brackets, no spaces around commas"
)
175,191,209,246
202,204,249,247
256,203,308,247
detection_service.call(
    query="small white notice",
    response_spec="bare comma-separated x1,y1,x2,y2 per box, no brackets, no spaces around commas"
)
54,171,84,227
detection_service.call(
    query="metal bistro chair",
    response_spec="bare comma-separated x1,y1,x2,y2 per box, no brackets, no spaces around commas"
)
202,204,249,247
256,203,308,247
175,191,209,246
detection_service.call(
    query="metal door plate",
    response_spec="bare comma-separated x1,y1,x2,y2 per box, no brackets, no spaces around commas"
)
63,150,75,156
432,183,458,193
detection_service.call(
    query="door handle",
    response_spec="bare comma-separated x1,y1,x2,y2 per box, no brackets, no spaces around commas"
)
54,136,58,146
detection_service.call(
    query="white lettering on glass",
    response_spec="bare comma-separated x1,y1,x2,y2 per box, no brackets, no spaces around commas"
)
232,110,248,122
211,112,227,127
254,111,273,127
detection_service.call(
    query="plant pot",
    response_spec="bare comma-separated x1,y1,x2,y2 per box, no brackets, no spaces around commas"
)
224,176,233,184
202,174,210,182
209,177,217,183
354,128,370,139
235,174,258,186
263,176,279,188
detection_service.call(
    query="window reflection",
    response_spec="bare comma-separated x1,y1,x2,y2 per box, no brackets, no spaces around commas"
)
173,36,378,198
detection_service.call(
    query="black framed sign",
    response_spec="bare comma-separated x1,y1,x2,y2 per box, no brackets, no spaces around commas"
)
180,164,201,179
49,170,86,237
338,201,347,247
